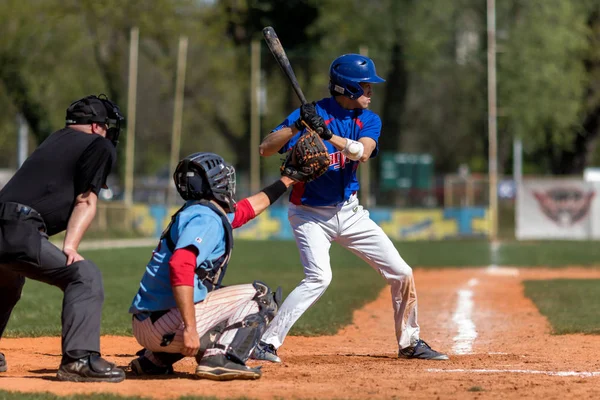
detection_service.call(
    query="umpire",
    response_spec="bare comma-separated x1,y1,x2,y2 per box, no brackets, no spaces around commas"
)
0,94,126,383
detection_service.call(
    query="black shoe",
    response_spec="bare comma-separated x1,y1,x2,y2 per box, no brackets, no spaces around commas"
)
0,352,6,373
196,353,261,381
129,355,174,376
398,339,449,360
57,353,125,383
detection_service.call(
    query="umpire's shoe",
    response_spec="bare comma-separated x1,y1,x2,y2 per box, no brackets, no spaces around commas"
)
0,352,7,372
398,339,449,360
250,341,281,363
195,353,261,381
57,352,126,383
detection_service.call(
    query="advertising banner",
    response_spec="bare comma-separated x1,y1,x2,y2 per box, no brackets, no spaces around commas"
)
517,179,599,240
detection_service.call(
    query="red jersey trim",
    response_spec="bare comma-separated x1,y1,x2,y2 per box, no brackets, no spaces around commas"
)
231,198,256,229
169,246,197,287
290,182,306,205
355,118,364,129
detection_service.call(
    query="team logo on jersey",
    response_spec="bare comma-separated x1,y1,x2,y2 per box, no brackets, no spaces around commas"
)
195,237,203,244
330,151,347,170
532,187,595,226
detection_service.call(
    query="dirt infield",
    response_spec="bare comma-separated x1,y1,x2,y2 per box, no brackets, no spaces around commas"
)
2,267,600,399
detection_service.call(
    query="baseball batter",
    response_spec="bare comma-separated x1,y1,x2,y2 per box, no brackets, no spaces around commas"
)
253,54,448,362
128,152,310,381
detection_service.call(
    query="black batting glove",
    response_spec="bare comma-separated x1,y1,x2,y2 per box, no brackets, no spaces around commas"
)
294,103,333,140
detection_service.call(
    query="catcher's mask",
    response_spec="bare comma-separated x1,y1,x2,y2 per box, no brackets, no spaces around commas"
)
65,94,125,148
328,54,385,100
174,152,236,213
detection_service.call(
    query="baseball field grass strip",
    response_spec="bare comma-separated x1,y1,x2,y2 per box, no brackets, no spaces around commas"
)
0,391,246,400
524,279,600,334
5,242,386,337
0,392,148,400
499,240,600,266
7,240,600,338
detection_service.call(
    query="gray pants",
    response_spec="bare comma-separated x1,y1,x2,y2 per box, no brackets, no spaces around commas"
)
0,235,104,354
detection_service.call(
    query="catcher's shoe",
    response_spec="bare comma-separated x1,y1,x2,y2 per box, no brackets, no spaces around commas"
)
57,353,125,383
0,352,7,373
398,339,449,360
250,341,281,363
129,355,174,376
195,354,261,381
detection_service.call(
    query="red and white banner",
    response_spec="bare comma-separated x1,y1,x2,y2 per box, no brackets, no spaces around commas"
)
517,179,600,240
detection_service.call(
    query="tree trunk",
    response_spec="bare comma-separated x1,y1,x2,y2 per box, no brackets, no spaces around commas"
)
0,53,53,143
380,39,408,153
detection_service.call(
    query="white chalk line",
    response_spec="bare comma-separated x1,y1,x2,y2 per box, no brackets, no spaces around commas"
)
452,279,478,355
427,368,600,378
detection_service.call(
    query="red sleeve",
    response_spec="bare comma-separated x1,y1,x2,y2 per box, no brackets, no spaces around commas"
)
169,246,198,287
231,198,256,229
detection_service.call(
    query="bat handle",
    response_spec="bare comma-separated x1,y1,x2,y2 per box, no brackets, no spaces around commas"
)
301,120,324,136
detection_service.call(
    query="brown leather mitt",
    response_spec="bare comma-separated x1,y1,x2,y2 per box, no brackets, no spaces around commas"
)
281,130,330,182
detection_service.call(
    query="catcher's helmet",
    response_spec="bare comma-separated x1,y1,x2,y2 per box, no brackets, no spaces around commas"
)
329,54,385,100
173,152,236,213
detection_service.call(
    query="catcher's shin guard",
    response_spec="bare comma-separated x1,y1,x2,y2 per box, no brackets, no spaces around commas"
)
216,281,281,364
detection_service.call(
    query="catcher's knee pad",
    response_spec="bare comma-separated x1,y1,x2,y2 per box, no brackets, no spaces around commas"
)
252,280,282,322
219,281,282,364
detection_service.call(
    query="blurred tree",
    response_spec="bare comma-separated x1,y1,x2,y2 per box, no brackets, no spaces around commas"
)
498,0,589,174
1,0,599,186
554,2,600,173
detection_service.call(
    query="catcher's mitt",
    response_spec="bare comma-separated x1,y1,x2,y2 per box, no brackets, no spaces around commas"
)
281,129,330,182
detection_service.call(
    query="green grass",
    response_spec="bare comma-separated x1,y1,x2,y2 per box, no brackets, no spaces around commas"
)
6,239,600,338
498,241,600,267
0,391,249,400
5,241,386,337
524,279,600,334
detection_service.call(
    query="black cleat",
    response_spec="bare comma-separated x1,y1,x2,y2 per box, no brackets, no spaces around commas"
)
0,352,6,373
57,353,125,383
129,355,174,376
398,339,449,360
196,353,261,381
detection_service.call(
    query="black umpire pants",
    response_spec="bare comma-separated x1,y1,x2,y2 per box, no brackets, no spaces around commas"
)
0,204,104,355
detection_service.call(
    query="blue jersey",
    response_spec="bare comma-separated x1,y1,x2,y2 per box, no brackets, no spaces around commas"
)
275,97,381,206
129,201,233,313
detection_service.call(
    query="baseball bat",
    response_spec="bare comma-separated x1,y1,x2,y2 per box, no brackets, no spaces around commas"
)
262,26,308,105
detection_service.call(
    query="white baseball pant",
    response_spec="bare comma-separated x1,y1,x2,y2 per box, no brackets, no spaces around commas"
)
132,284,260,360
261,194,420,350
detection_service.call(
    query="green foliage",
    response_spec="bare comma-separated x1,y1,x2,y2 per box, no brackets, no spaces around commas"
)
499,0,588,150
524,279,600,334
1,0,600,184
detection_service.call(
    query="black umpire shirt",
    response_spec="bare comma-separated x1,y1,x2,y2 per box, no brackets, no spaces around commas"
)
0,128,116,236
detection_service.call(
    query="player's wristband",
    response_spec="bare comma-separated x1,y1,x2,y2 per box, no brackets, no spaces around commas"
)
261,180,289,204
294,118,304,131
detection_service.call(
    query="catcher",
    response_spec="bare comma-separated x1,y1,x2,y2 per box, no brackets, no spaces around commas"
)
128,148,328,381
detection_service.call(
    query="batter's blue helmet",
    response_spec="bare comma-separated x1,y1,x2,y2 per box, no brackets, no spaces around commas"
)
329,54,385,100
174,152,236,212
